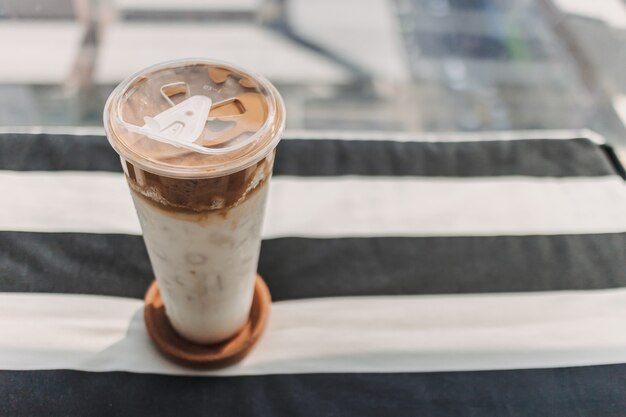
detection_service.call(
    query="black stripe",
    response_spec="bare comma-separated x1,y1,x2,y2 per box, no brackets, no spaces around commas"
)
0,134,118,172
600,144,626,180
1,365,624,417
261,234,626,299
2,232,624,299
274,138,616,177
0,133,616,177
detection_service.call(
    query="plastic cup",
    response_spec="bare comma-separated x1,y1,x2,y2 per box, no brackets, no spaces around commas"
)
104,59,284,344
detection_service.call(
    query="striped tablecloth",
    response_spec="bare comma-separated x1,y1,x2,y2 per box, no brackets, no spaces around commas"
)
1,130,625,416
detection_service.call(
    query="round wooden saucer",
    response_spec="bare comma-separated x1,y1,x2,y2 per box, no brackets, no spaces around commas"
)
144,274,271,368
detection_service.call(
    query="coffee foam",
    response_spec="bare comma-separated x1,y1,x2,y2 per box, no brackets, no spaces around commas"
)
124,150,274,215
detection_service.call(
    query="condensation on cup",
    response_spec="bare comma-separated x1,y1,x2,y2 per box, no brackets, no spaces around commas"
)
104,59,285,344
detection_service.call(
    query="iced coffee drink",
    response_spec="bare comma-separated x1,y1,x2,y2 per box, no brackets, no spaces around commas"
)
104,59,284,344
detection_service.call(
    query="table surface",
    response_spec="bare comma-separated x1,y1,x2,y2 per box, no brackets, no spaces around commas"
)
1,129,625,416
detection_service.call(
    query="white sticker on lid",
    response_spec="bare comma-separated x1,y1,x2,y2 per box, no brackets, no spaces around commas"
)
135,95,212,146
122,83,254,155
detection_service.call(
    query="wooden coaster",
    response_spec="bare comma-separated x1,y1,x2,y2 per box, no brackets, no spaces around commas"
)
144,274,271,368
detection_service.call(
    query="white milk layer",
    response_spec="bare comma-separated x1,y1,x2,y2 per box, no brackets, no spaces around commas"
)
131,182,269,344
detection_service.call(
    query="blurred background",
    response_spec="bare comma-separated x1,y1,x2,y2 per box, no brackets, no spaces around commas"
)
1,0,626,147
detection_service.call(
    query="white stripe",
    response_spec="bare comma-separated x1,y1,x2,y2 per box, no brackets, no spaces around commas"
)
613,94,626,130
554,0,626,29
1,172,626,237
0,22,84,84
0,126,607,144
0,172,140,235
283,128,607,144
2,289,626,375
95,23,351,84
0,126,107,136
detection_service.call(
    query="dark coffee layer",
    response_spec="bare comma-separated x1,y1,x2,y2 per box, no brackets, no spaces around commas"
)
124,150,274,214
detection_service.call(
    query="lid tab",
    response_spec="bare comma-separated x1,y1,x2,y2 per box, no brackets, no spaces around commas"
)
126,94,214,153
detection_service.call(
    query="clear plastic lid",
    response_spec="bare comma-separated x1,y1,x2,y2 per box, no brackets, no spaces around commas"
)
104,59,285,179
